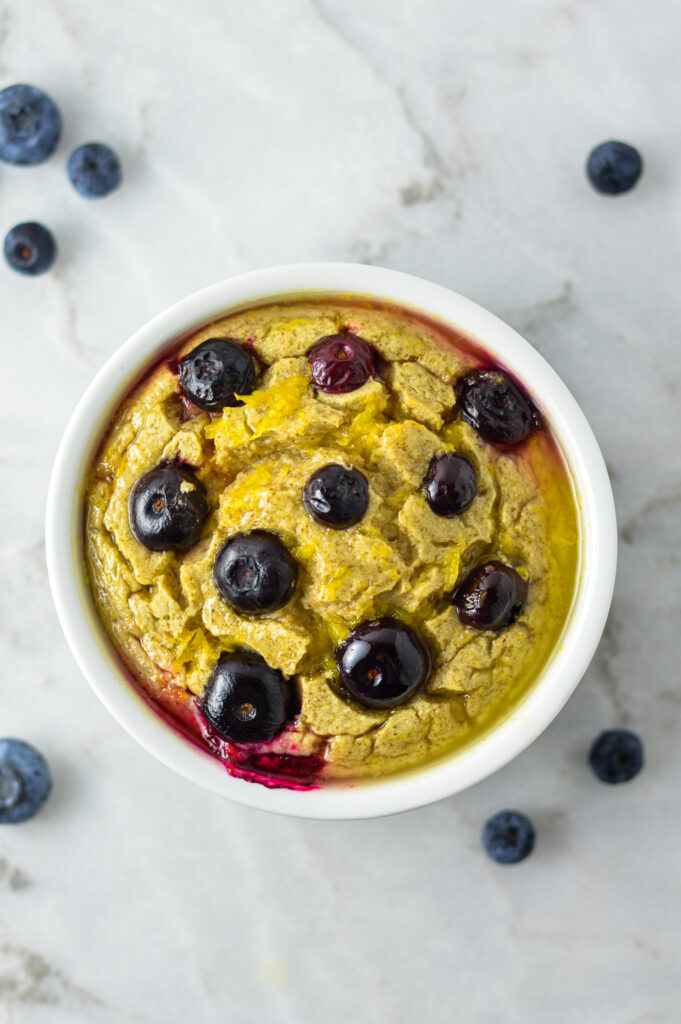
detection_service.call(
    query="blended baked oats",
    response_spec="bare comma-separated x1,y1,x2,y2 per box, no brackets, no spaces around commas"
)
85,299,579,787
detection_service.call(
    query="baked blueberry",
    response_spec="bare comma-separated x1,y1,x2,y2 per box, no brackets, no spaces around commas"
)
308,332,378,394
129,463,208,552
67,142,122,198
201,651,294,742
179,338,256,411
335,618,430,709
423,453,477,517
482,810,535,864
586,141,643,195
588,729,644,784
4,222,56,276
214,531,297,613
303,464,369,528
453,561,527,631
0,739,52,825
457,368,539,446
0,84,61,165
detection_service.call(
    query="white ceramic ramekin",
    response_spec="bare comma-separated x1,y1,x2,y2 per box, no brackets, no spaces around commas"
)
46,263,616,819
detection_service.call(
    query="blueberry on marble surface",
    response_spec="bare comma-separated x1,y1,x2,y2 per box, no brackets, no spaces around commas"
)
335,618,430,709
482,810,535,864
129,463,208,552
68,142,122,198
0,84,61,165
589,729,644,784
214,531,297,613
4,222,56,275
201,652,294,742
0,739,52,825
179,338,257,411
586,141,643,195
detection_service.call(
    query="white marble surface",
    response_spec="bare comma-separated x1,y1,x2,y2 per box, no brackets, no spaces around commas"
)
1,0,680,1020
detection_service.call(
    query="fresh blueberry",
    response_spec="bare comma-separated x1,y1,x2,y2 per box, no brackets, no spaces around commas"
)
0,84,61,165
0,739,52,825
214,531,297,613
308,332,378,394
588,729,644,784
303,464,369,528
335,618,430,709
423,452,477,517
201,652,294,742
586,141,643,196
129,462,208,552
453,561,528,631
67,142,122,198
482,810,535,864
179,338,257,411
4,222,56,276
457,368,540,446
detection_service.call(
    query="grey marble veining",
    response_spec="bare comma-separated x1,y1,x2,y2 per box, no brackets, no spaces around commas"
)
1,1,680,1021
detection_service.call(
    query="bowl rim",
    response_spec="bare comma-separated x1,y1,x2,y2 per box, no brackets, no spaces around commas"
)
45,262,617,819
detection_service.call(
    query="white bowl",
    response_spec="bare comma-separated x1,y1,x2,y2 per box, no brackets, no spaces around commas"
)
46,263,616,819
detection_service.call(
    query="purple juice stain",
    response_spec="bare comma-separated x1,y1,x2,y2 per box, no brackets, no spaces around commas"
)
119,659,323,791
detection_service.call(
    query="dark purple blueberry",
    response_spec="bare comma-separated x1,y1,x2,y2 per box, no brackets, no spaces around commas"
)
588,729,644,784
68,142,122,198
129,463,208,552
307,332,378,394
0,739,52,825
214,531,297,613
201,652,294,743
335,618,430,709
423,452,477,517
453,561,528,631
0,84,61,165
457,368,540,446
179,338,257,411
4,222,56,275
303,464,369,528
586,141,643,196
483,810,535,864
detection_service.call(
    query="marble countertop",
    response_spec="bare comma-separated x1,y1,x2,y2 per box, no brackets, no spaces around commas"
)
2,0,679,1021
